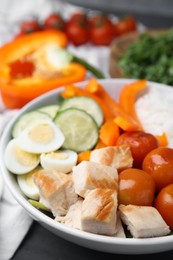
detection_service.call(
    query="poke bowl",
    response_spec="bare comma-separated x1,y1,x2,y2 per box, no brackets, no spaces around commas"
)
1,78,173,255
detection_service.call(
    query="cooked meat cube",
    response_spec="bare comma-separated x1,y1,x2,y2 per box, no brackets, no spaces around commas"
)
114,211,126,237
90,145,133,172
56,199,83,230
81,188,117,235
33,169,78,217
119,204,171,238
72,161,118,197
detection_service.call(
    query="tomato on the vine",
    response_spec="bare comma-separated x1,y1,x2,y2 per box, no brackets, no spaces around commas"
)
118,168,155,206
19,19,41,34
114,16,137,36
116,131,159,169
89,14,114,45
154,184,173,230
43,13,66,31
142,147,173,192
65,12,89,46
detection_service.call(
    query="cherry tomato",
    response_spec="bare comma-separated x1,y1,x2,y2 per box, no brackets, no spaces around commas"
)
142,147,173,192
69,12,88,24
154,184,173,230
118,168,155,206
65,14,89,46
89,14,114,45
10,60,35,79
114,16,137,36
116,131,159,169
20,19,41,34
43,13,65,31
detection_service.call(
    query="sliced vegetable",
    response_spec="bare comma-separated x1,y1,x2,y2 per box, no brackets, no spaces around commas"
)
59,96,104,127
28,199,51,212
54,108,99,152
60,84,114,121
0,30,86,109
37,104,59,119
85,77,142,131
77,150,91,163
99,119,120,146
12,110,51,138
119,79,147,125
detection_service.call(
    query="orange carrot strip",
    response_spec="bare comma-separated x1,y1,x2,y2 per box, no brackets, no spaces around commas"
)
156,132,168,147
77,150,91,163
119,79,147,124
99,119,120,146
60,85,77,98
85,77,143,131
61,84,114,121
95,139,107,149
114,116,140,132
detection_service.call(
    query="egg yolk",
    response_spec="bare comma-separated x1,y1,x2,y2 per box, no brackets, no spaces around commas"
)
28,123,54,144
14,145,39,166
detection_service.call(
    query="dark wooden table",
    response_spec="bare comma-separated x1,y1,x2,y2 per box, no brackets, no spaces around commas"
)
11,5,173,260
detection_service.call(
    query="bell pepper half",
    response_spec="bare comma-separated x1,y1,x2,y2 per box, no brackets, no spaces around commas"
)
0,30,87,108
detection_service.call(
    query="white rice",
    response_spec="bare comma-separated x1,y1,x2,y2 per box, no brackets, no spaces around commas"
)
135,84,173,148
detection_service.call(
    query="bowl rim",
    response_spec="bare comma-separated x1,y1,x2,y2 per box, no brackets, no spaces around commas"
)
1,78,173,253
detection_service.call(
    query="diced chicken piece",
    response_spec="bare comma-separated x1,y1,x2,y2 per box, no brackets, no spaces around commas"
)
90,145,133,172
81,188,117,235
33,169,78,217
72,161,118,197
56,199,83,230
114,211,126,238
119,204,171,238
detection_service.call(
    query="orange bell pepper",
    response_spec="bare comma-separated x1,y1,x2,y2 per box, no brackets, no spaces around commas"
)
0,30,86,108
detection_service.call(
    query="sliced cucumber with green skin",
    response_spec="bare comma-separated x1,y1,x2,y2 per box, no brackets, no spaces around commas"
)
28,199,51,212
12,110,51,138
59,96,104,127
54,108,99,152
37,104,59,119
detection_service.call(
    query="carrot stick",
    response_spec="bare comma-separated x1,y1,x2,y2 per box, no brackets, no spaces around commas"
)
119,79,147,125
77,150,91,163
156,132,168,147
85,77,143,131
99,119,120,146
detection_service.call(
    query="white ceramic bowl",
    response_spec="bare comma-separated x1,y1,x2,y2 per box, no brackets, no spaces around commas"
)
1,78,173,255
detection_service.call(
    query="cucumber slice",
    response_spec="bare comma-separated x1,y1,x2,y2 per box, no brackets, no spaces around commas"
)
54,108,99,152
59,96,103,127
37,104,59,119
12,111,51,138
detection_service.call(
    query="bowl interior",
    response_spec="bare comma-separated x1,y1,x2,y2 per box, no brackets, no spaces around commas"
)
1,78,173,255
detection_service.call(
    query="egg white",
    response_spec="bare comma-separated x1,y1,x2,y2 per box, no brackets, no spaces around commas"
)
17,166,42,200
40,149,78,174
15,120,65,154
4,139,40,175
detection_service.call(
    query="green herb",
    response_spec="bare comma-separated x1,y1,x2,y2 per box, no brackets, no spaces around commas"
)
118,29,173,85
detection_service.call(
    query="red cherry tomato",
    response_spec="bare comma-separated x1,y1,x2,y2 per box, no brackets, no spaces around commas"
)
65,13,89,46
10,60,35,79
118,168,156,206
114,16,137,36
69,12,88,24
89,14,114,45
116,131,159,168
142,147,173,192
154,184,173,230
43,13,65,31
20,19,41,34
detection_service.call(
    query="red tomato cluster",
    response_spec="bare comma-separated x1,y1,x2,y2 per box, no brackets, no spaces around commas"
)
15,12,137,46
116,130,173,230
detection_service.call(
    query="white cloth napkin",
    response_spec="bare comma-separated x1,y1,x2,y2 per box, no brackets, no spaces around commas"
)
0,1,112,259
